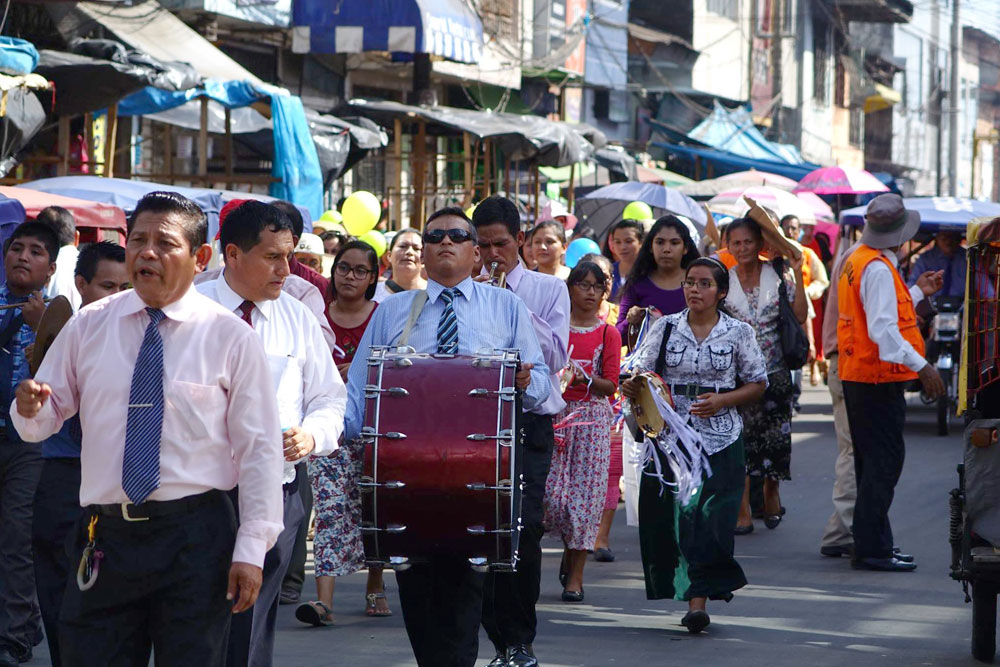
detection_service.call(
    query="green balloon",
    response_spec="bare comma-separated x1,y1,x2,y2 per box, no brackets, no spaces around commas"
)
358,229,387,257
622,201,653,221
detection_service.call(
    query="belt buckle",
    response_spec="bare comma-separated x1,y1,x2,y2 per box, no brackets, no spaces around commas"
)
121,503,149,522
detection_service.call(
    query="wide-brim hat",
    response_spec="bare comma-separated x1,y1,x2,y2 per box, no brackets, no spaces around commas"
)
861,193,920,249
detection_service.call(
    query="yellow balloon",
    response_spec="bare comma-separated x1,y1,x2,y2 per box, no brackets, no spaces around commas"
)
358,229,387,257
622,201,653,221
465,204,477,219
319,209,343,224
341,191,381,236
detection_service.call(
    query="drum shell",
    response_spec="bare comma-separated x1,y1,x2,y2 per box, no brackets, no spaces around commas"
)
362,353,521,567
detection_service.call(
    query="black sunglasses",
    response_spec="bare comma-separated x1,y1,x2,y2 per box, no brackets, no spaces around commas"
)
423,228,475,244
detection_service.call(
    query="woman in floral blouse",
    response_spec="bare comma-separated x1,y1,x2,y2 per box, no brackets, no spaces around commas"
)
723,217,807,533
623,257,767,634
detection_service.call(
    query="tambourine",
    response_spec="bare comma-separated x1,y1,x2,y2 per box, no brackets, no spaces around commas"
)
558,366,575,395
624,371,674,439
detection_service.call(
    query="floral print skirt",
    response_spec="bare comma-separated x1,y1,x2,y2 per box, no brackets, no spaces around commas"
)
739,368,794,481
309,437,366,578
543,398,613,550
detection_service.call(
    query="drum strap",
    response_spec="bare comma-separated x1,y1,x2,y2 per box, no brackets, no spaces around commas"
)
399,290,428,348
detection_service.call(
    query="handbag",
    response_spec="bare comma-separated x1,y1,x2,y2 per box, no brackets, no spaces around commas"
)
774,258,810,369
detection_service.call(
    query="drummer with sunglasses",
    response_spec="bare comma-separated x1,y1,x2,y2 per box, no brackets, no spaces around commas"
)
343,206,550,667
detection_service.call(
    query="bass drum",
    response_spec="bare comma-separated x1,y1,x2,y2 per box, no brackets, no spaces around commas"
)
361,347,522,571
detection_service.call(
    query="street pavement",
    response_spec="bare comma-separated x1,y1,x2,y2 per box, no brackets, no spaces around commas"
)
273,382,985,667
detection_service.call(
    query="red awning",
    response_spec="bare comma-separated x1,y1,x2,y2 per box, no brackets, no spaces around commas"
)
0,186,126,233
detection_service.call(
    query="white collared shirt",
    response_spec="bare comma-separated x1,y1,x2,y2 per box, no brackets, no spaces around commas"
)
44,244,81,311
859,249,928,373
197,271,347,484
12,287,283,567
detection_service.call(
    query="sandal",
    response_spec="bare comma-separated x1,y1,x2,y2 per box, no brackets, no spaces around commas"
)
365,591,392,617
295,600,334,627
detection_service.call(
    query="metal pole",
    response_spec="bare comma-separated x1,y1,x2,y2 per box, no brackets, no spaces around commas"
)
949,0,960,196
770,0,783,141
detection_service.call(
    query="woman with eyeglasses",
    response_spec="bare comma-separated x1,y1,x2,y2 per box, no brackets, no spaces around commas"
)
545,261,622,603
602,219,645,301
299,240,391,627
531,220,571,279
373,228,426,303
723,217,807,534
616,216,700,347
621,257,767,634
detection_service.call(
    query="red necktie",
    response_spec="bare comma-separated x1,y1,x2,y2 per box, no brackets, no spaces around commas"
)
238,300,254,328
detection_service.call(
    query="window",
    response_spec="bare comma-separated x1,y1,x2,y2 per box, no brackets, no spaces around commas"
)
594,89,628,123
813,18,829,104
849,107,864,148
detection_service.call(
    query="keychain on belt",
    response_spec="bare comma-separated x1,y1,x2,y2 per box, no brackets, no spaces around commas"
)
76,515,103,591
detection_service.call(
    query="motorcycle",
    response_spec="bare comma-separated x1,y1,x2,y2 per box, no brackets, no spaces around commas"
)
921,295,963,436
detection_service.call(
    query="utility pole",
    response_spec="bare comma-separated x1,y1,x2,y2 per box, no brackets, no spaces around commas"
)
770,0,783,141
931,0,942,195
949,0,960,196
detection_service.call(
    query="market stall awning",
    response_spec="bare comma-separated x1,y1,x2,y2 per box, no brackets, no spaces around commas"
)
1,185,125,233
292,0,483,64
49,0,263,85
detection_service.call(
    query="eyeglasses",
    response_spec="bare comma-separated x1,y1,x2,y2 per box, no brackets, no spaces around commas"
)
334,263,374,279
572,281,605,294
423,228,475,244
682,279,717,291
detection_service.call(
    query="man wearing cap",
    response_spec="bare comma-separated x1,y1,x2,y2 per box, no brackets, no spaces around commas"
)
837,193,945,572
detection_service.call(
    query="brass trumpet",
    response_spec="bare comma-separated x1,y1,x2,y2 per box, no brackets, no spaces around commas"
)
486,261,507,289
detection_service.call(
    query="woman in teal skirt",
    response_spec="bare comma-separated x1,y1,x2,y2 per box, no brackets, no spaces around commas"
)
622,257,768,634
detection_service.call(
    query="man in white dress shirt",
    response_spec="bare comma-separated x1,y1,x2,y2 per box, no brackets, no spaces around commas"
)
12,192,284,666
472,195,570,667
37,206,81,311
197,200,346,667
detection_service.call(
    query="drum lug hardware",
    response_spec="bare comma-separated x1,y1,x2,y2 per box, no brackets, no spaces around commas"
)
469,557,490,573
362,427,407,440
360,477,406,490
389,556,411,571
466,479,512,494
364,385,409,398
466,525,514,535
362,523,407,533
393,358,413,368
472,358,494,368
467,429,513,442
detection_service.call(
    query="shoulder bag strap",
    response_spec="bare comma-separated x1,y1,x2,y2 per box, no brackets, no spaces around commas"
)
398,290,428,348
653,320,675,377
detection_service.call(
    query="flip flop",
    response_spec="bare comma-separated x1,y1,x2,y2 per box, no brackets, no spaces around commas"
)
295,600,334,627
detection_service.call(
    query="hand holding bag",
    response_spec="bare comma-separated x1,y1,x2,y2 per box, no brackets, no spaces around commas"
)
774,258,810,369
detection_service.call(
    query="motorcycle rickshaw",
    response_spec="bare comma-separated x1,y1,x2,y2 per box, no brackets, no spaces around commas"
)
949,216,1000,661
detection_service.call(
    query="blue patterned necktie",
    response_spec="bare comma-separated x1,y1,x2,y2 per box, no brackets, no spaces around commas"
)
122,307,166,505
436,288,459,354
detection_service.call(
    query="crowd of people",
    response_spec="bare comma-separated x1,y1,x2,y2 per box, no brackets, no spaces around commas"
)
0,188,958,667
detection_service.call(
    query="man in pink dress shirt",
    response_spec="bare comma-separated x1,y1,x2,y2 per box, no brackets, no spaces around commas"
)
12,192,284,666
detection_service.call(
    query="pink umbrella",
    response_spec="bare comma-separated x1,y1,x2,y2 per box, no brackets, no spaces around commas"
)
716,170,798,190
795,191,834,222
707,185,813,221
793,166,889,195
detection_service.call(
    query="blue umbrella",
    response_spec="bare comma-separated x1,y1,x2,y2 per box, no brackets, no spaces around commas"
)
840,197,1000,233
574,181,707,242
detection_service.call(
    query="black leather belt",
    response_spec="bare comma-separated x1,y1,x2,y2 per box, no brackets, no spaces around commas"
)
91,489,223,522
669,383,734,399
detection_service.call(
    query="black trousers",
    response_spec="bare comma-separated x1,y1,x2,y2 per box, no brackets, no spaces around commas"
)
0,442,43,656
59,490,237,667
31,458,82,667
280,461,312,597
227,478,305,667
842,380,907,560
482,412,554,651
396,557,485,667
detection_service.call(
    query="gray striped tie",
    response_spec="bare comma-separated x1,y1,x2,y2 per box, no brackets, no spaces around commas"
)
436,288,459,354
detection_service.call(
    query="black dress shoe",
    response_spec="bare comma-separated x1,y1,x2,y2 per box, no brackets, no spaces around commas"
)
488,651,509,667
892,547,915,563
680,610,711,634
752,506,786,519
820,544,853,558
594,547,615,562
734,523,754,535
764,514,782,530
851,556,917,572
561,588,584,603
506,644,538,667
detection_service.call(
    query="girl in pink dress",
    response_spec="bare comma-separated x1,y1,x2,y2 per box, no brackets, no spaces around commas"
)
544,261,622,603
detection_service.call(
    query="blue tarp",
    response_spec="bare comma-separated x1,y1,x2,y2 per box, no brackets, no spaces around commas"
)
293,0,483,64
114,81,324,219
116,80,265,117
0,38,38,76
653,141,819,181
688,102,808,165
839,197,1000,233
268,96,323,219
0,194,26,283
